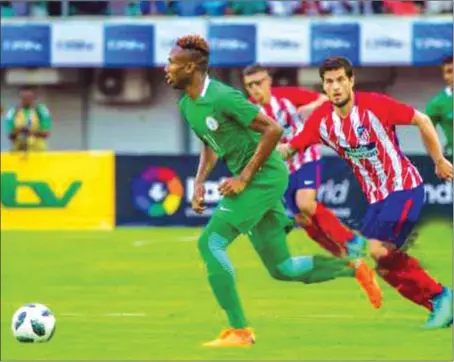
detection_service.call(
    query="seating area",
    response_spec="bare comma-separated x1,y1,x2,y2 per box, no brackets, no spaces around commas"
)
1,0,452,18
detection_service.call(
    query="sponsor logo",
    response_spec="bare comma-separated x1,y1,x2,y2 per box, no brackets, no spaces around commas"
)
56,39,94,51
415,38,451,50
263,39,300,50
132,167,183,217
210,38,249,51
344,144,378,160
317,179,350,205
1,172,82,209
424,182,452,205
2,40,43,52
107,40,146,51
366,37,404,49
313,38,352,50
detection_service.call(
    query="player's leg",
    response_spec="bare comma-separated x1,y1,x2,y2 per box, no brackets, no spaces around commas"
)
198,215,255,346
286,161,367,257
361,184,452,328
248,204,382,308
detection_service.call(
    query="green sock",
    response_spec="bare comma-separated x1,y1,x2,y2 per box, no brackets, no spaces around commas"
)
199,219,248,329
299,255,355,284
208,273,247,329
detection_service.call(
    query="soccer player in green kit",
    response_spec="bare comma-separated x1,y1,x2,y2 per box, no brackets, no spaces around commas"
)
426,56,453,157
165,34,381,347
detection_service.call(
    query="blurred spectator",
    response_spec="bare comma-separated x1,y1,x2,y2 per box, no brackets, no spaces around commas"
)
144,1,202,16
3,87,52,152
230,1,267,15
319,0,362,15
0,1,15,17
383,1,421,15
29,1,48,17
176,1,205,16
1,0,449,17
69,1,109,15
425,0,453,14
46,1,62,16
268,0,301,16
202,1,229,16
369,0,384,14
425,56,453,157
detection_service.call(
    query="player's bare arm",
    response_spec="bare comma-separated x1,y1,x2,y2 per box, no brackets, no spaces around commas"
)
278,143,297,160
192,144,218,214
412,110,453,181
219,113,283,196
298,95,328,117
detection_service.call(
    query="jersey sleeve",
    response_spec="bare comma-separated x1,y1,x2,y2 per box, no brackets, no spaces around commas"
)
217,88,260,127
37,104,52,132
3,107,16,133
425,97,441,125
289,110,322,151
376,94,415,126
273,87,320,106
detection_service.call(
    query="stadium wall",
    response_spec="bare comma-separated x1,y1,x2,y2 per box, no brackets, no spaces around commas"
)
0,66,448,154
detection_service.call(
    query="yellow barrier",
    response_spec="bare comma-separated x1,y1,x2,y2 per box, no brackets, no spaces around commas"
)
0,151,115,230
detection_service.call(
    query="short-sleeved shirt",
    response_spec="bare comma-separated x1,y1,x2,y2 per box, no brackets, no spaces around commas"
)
426,87,453,155
289,92,422,204
250,87,321,173
179,77,289,232
4,104,52,134
179,77,285,177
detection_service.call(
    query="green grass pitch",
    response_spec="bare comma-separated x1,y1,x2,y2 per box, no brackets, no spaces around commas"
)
1,221,452,360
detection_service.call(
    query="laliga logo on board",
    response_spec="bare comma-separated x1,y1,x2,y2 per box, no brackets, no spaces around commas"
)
132,166,184,217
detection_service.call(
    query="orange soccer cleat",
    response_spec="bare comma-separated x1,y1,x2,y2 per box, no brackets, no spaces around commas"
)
202,328,255,347
354,259,383,309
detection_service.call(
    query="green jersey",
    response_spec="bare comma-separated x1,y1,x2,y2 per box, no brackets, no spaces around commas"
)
179,77,283,176
426,87,453,155
4,104,52,133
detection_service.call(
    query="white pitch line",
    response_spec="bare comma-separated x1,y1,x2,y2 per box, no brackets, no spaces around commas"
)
176,236,198,242
132,240,154,247
56,312,421,321
60,313,82,316
105,313,147,317
291,314,421,321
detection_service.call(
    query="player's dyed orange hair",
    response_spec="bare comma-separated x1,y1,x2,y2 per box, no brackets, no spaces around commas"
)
176,34,210,72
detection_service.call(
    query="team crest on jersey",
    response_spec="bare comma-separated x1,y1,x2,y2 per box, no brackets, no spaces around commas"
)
205,116,219,131
357,126,371,145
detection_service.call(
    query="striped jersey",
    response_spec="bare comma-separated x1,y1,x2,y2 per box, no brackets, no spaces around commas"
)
250,87,321,174
289,92,423,204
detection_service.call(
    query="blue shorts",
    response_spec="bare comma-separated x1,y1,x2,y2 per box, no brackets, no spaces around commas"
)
283,160,322,216
360,184,425,249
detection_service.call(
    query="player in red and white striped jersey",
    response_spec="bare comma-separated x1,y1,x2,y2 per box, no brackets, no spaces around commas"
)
281,56,453,329
243,64,367,261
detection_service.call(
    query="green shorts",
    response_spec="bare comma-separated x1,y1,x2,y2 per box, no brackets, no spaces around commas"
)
212,158,290,234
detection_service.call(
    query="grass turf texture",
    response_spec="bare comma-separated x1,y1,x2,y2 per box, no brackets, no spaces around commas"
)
1,221,452,360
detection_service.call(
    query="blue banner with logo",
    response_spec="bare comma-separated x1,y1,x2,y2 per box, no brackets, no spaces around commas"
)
115,155,232,226
0,18,451,67
104,25,154,67
208,23,256,66
412,22,453,65
1,24,51,67
311,23,360,66
115,155,451,228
